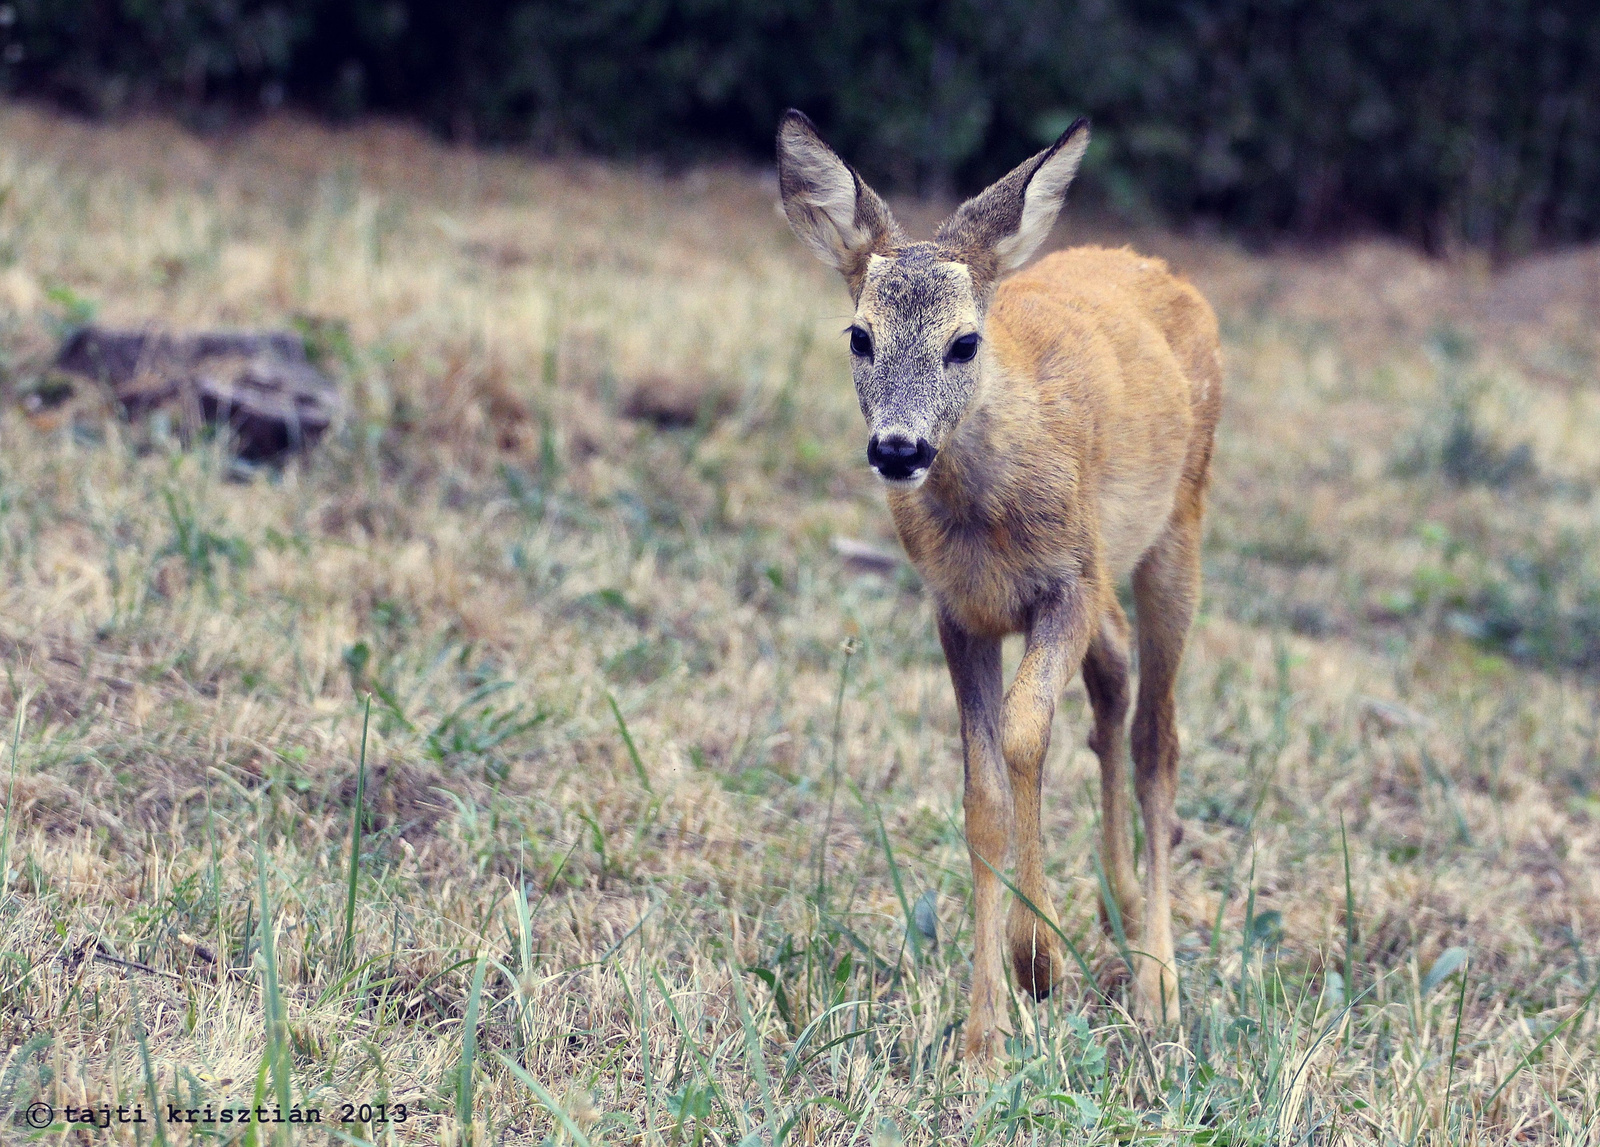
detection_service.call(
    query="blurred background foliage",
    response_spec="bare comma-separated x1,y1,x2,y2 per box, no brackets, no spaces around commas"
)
4,0,1599,253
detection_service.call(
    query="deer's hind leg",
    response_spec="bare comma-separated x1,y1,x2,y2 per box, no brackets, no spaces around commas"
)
1084,602,1143,948
1128,498,1203,1026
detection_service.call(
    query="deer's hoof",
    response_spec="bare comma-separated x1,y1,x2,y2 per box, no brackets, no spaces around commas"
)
1011,942,1062,1001
963,1009,1013,1066
1133,963,1181,1028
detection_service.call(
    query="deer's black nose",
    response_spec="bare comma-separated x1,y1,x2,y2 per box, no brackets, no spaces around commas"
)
867,434,936,482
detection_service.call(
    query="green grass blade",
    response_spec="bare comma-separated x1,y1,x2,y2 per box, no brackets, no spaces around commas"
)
495,1052,594,1147
1089,851,1136,979
729,959,777,1142
1444,955,1469,1137
953,808,1106,1002
255,822,293,1146
813,638,855,909
638,951,655,1143
127,976,171,1147
0,703,23,904
651,967,736,1128
1484,978,1600,1114
242,1056,270,1147
863,791,920,963
205,780,224,986
607,692,653,792
781,999,868,1083
312,953,398,1010
457,953,489,1132
1340,812,1357,1021
341,693,372,971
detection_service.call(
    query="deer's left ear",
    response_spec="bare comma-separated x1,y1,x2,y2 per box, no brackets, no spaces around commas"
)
937,118,1090,281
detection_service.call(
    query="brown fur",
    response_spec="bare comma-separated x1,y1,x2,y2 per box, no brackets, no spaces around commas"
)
777,111,1222,1062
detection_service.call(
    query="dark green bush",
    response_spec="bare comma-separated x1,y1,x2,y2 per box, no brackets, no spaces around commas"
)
4,0,1599,251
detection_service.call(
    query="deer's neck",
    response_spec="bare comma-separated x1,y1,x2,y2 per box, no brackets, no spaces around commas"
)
917,369,1022,528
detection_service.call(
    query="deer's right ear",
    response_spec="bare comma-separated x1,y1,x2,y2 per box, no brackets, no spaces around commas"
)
936,118,1089,288
777,110,900,290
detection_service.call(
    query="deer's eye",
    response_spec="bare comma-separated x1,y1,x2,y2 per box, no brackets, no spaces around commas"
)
849,327,873,358
948,333,979,363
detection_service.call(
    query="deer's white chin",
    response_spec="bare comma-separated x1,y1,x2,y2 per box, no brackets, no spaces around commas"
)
876,469,930,490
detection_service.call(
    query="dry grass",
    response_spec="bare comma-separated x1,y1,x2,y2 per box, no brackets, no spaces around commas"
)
0,102,1597,1144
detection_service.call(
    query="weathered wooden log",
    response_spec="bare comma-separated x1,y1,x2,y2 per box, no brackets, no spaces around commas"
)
53,326,341,460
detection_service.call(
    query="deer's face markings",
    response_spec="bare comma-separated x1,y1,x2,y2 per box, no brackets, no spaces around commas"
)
851,248,981,487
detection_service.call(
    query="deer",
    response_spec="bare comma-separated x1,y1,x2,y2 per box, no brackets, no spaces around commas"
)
775,110,1222,1061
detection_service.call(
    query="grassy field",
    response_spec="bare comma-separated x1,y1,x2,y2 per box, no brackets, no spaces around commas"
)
0,103,1598,1144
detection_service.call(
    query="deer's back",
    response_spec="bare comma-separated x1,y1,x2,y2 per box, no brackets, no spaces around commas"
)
988,246,1222,576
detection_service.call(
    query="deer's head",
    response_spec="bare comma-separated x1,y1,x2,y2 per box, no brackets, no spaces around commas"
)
777,110,1089,487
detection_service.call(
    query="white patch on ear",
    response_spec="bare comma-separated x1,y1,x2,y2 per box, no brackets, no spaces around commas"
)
993,127,1090,271
780,132,872,270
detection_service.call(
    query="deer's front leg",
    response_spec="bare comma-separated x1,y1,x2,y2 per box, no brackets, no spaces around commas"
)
937,612,1012,1064
1002,582,1094,1000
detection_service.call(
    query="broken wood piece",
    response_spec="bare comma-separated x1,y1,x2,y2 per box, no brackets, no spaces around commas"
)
832,535,902,575
53,326,342,460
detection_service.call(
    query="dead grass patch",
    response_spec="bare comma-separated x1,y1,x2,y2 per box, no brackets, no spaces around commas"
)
0,102,1595,1142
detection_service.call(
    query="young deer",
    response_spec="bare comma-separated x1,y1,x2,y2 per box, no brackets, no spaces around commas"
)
776,111,1222,1060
